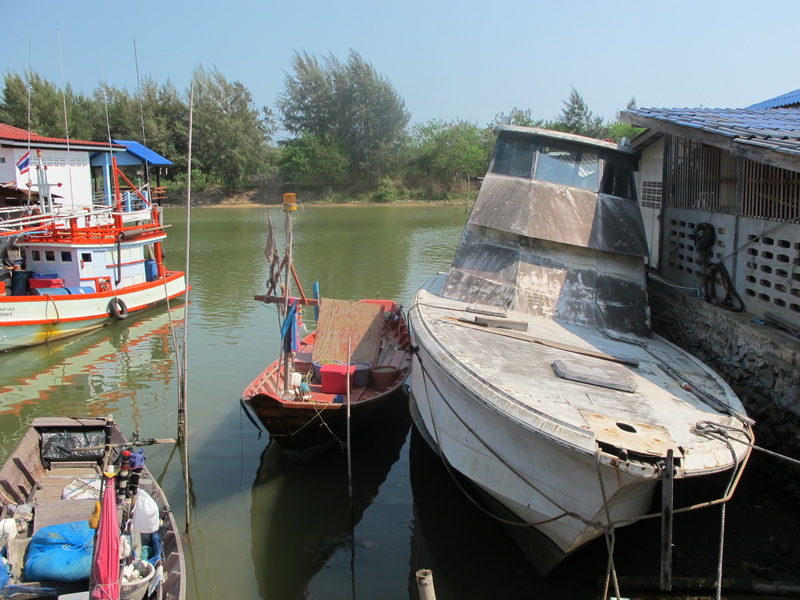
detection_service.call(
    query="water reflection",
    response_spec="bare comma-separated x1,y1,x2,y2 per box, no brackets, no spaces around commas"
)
0,304,184,431
251,393,411,600
408,429,610,600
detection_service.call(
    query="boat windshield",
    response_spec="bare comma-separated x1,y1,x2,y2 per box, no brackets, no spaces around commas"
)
534,145,599,190
490,135,636,200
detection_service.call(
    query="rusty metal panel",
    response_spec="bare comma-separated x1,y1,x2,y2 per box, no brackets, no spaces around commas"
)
468,176,648,258
443,227,651,336
580,411,682,458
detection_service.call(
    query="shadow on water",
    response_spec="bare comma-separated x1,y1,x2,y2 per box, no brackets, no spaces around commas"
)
408,428,612,599
250,391,412,600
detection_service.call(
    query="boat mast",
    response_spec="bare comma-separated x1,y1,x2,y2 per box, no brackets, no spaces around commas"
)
282,193,297,394
33,150,55,215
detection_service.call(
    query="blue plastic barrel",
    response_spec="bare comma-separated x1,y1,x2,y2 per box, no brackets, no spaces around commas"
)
10,271,33,296
145,260,157,281
65,287,94,294
29,287,70,296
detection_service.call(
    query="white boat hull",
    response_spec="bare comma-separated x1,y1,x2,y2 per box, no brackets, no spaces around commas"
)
408,281,752,573
0,271,186,352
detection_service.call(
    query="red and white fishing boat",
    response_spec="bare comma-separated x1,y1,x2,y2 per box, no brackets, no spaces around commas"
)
0,148,186,352
241,194,412,461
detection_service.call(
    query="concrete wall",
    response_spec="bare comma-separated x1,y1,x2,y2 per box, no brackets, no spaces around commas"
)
648,278,800,497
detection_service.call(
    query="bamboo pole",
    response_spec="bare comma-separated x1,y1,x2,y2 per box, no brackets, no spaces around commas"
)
282,193,296,394
179,83,195,531
660,448,674,591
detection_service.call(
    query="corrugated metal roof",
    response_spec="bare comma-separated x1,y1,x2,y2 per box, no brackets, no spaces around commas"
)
112,139,172,166
0,122,120,149
748,89,800,109
621,107,800,173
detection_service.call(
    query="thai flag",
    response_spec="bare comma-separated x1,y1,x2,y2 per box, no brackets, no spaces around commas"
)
16,152,30,175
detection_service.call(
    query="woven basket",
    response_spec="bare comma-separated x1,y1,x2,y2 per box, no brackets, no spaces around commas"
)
120,561,155,600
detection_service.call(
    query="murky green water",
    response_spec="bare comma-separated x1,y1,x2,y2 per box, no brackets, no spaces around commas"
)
0,203,764,599
1,204,532,600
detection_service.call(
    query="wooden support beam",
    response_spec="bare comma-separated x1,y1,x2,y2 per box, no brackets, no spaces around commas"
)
660,449,674,592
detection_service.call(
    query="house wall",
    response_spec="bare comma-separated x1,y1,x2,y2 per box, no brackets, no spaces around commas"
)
0,147,93,210
636,141,663,267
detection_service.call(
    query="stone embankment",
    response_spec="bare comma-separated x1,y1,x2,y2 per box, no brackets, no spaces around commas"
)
648,279,800,498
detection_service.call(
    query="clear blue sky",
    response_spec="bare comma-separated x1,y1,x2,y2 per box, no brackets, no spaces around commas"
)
3,0,798,130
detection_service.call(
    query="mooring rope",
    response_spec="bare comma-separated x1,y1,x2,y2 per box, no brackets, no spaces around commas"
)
410,334,599,530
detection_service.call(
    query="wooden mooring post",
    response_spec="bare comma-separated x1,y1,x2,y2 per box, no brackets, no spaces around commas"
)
660,449,674,591
416,569,436,600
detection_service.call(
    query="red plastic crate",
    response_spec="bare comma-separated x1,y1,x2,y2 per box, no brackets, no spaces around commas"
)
29,278,64,289
320,364,357,394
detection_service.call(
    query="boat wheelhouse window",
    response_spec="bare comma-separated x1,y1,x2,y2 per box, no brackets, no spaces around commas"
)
491,137,535,178
81,253,92,262
60,251,72,262
31,250,41,261
45,251,55,262
600,155,636,200
534,145,599,191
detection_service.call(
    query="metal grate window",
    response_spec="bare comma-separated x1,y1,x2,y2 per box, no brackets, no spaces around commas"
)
641,181,662,209
665,138,737,213
741,161,800,222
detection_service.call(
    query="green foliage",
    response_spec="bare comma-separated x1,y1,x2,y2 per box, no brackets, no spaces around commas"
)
374,176,398,203
278,134,349,187
411,119,493,186
0,64,650,201
606,97,645,143
191,65,272,190
556,88,606,138
277,50,410,187
494,107,547,128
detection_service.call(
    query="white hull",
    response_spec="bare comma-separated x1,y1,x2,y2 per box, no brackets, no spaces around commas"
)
0,271,186,352
409,279,752,573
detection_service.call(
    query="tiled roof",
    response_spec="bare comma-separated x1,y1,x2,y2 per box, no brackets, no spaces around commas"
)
621,107,800,173
748,89,800,109
0,122,120,149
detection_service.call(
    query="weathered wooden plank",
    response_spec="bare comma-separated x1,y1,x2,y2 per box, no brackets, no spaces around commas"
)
33,498,97,532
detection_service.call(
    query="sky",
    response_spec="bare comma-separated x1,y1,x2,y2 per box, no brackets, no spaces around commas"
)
3,0,799,132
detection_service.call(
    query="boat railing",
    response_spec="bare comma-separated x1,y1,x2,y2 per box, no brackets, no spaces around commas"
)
94,186,153,214
0,205,161,240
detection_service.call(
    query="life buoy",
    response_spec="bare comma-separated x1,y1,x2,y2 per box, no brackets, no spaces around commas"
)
109,297,128,320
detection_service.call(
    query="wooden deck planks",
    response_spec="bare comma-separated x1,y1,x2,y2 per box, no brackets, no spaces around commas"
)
33,498,97,533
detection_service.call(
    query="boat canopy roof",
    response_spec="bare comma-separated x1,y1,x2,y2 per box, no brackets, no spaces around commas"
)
90,140,172,167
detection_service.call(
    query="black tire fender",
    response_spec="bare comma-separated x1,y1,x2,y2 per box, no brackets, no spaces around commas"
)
109,297,129,320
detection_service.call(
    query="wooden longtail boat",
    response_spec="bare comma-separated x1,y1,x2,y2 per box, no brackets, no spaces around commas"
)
0,148,186,352
241,194,412,461
0,417,185,600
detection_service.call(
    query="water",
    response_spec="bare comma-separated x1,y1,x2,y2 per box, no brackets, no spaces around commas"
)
3,204,776,599
1,204,533,600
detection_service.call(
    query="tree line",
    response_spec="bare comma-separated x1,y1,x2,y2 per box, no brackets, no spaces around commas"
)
0,51,643,202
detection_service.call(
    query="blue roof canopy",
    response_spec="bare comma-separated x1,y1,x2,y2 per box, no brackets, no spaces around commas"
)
748,89,800,110
112,140,173,166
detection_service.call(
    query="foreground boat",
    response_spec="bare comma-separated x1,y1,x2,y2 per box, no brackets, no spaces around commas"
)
241,194,412,461
0,151,186,352
408,125,754,574
0,416,185,599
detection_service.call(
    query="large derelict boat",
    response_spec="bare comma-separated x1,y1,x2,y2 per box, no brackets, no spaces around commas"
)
408,125,753,574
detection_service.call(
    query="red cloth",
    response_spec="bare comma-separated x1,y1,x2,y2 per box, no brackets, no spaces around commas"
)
91,475,120,599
